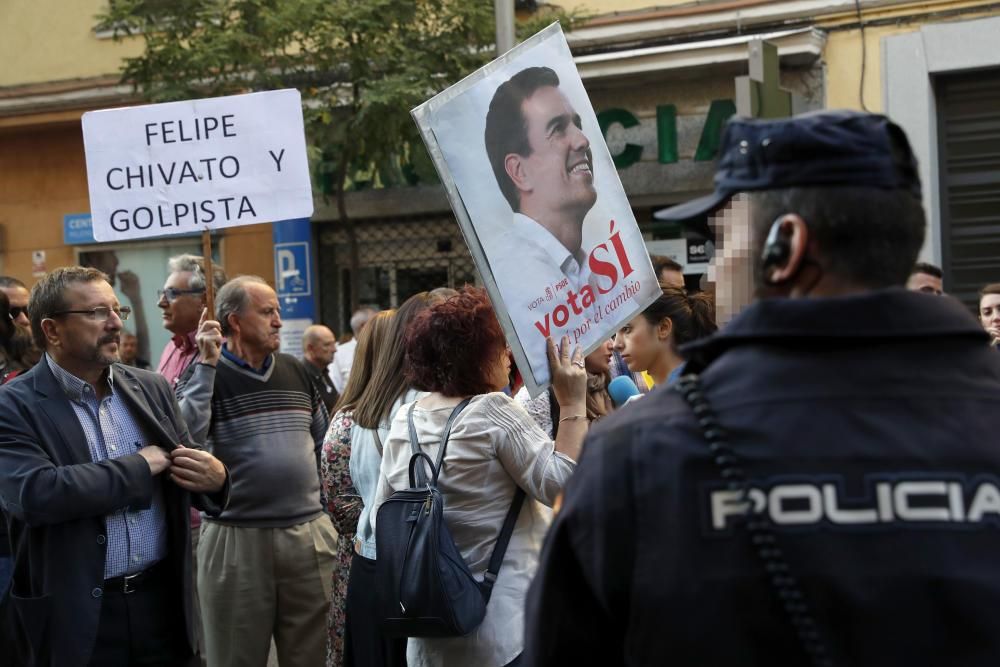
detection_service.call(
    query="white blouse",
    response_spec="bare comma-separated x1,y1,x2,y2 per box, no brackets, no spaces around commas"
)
373,392,576,667
514,385,555,438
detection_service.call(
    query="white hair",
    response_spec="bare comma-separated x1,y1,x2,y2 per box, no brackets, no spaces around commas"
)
166,253,227,291
216,275,269,336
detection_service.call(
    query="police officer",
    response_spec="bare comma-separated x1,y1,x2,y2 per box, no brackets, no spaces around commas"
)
523,111,1000,666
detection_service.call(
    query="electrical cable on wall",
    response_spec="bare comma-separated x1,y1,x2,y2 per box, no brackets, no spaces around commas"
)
855,0,871,111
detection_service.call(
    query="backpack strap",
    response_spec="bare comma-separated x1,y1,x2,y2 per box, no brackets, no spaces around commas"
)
407,398,472,488
433,398,472,483
480,486,525,603
406,396,525,604
407,403,427,487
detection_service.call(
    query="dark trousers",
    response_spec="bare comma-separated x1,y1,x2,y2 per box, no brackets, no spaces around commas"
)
344,551,406,667
87,562,191,667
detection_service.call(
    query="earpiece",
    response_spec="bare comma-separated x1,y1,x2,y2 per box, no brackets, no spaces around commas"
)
760,217,791,272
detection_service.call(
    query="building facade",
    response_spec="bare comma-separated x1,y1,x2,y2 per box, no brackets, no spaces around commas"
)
0,0,275,356
2,0,998,338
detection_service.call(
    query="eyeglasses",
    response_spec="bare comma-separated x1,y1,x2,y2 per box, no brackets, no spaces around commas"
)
157,287,206,302
48,306,131,322
7,306,27,321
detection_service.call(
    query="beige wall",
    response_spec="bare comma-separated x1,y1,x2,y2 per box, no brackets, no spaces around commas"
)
0,0,141,87
0,120,273,287
822,2,1000,113
568,0,686,14
0,0,668,88
0,0,294,288
5,0,998,289
0,123,86,280
222,224,280,286
823,24,911,113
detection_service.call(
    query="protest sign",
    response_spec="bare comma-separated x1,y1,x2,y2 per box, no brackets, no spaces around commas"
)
82,89,313,243
412,23,661,397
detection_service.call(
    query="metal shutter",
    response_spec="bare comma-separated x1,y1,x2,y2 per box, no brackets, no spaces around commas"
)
937,68,1000,309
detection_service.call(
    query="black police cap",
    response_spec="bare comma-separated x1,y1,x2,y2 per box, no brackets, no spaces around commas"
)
654,110,922,233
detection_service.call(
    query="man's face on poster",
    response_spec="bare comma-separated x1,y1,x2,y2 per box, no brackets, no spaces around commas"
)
514,86,596,222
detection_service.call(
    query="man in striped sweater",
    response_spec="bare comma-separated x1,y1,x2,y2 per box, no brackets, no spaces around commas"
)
177,275,336,667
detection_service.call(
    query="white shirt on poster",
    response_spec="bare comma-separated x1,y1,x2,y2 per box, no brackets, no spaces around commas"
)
487,213,597,387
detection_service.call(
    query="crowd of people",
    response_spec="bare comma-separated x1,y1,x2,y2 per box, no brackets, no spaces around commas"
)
3,109,1000,667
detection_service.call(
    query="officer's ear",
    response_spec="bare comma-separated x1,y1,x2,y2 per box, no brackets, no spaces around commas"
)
760,214,809,286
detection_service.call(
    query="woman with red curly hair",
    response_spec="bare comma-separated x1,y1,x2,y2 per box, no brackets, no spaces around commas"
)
372,286,587,667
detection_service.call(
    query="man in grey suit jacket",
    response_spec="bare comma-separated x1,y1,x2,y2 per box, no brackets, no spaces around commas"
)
0,266,230,666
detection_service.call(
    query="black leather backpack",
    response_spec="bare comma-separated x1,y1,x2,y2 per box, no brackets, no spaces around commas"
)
375,398,526,637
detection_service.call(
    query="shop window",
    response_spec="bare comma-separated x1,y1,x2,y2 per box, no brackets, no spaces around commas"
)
317,215,479,333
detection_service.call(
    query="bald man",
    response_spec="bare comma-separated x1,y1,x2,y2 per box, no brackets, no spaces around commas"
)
302,325,339,414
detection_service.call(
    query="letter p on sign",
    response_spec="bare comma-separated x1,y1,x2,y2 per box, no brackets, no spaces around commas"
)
276,248,296,293
274,241,311,298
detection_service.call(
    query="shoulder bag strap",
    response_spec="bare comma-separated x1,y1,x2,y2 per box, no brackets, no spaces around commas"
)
372,426,384,457
674,374,834,667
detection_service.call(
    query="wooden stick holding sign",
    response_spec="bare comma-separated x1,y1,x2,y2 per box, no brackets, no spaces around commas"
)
201,230,216,316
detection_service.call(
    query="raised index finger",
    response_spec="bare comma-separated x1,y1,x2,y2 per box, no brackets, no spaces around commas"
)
199,307,208,329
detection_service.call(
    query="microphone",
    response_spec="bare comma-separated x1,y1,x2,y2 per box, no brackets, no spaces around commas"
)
608,376,641,407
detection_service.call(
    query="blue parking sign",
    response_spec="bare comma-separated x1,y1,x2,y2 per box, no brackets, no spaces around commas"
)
272,218,316,321
275,241,312,298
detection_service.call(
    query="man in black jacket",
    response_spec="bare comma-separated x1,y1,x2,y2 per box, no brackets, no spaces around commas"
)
301,324,339,414
0,266,230,666
524,111,1000,666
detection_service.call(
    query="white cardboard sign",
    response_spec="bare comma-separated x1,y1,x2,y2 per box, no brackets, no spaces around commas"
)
412,24,660,397
82,89,314,242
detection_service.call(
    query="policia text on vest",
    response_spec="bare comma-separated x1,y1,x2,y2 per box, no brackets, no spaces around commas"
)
708,475,1000,532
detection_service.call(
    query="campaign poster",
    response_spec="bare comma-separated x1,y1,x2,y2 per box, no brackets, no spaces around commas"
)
412,23,660,396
